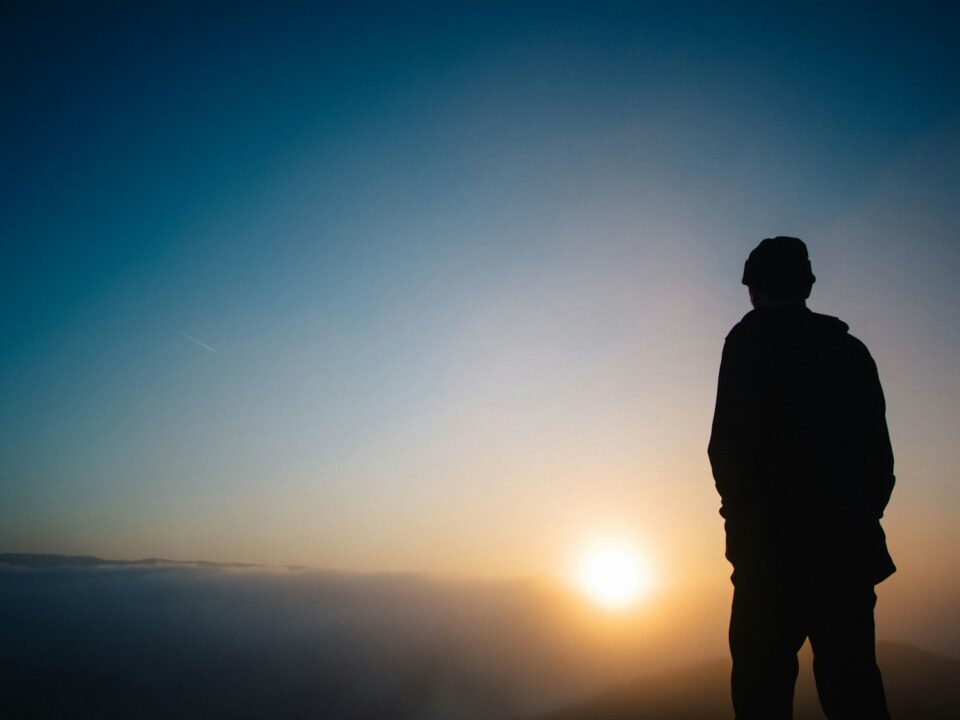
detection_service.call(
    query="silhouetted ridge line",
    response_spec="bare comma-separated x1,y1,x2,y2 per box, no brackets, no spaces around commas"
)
0,552,306,571
533,642,960,720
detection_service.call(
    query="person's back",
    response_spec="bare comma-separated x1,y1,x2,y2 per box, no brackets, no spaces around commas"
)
708,237,895,720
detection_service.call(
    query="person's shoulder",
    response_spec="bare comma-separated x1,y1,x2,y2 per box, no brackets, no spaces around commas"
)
810,311,876,363
806,310,849,334
723,310,759,342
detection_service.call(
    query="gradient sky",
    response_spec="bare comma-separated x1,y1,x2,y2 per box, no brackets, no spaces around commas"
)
2,1,959,601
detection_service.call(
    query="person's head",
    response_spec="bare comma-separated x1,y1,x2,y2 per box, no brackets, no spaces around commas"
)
742,236,816,308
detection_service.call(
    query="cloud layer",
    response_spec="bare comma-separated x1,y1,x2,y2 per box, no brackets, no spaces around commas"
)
0,561,706,719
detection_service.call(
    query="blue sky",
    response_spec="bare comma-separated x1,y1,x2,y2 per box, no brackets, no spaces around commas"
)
2,1,959,587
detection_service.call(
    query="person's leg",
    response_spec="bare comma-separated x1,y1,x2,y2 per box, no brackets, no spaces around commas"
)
808,584,890,720
729,578,807,720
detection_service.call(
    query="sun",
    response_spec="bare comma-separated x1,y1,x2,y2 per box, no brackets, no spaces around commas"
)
577,540,650,610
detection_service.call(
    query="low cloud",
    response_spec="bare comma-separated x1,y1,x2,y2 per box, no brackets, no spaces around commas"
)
0,561,715,719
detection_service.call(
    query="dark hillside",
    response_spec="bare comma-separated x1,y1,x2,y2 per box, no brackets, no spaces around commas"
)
536,642,960,720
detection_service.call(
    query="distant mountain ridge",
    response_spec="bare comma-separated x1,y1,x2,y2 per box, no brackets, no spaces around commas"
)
0,552,306,571
534,641,960,720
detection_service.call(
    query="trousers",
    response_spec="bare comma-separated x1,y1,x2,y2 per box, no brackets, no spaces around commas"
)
729,575,890,720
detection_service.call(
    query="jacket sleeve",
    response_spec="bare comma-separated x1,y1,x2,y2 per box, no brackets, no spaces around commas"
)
708,336,757,517
855,345,895,519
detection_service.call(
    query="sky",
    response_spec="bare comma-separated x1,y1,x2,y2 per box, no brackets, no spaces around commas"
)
2,0,960,611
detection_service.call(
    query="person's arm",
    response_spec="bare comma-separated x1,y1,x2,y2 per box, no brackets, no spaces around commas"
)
708,336,755,517
863,351,895,518
846,337,895,519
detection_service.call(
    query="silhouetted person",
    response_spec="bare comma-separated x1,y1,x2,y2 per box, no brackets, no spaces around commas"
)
708,237,895,720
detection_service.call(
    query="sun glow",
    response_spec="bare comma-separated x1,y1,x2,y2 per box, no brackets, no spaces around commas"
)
577,540,650,610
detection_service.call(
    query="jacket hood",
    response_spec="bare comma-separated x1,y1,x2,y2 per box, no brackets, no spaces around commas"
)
728,307,850,341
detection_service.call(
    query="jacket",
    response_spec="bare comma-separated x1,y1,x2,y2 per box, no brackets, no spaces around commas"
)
708,306,896,584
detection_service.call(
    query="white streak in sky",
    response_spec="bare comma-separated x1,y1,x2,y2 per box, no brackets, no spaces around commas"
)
177,330,218,353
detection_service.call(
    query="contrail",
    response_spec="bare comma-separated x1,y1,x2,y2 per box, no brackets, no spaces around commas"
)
177,330,218,353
